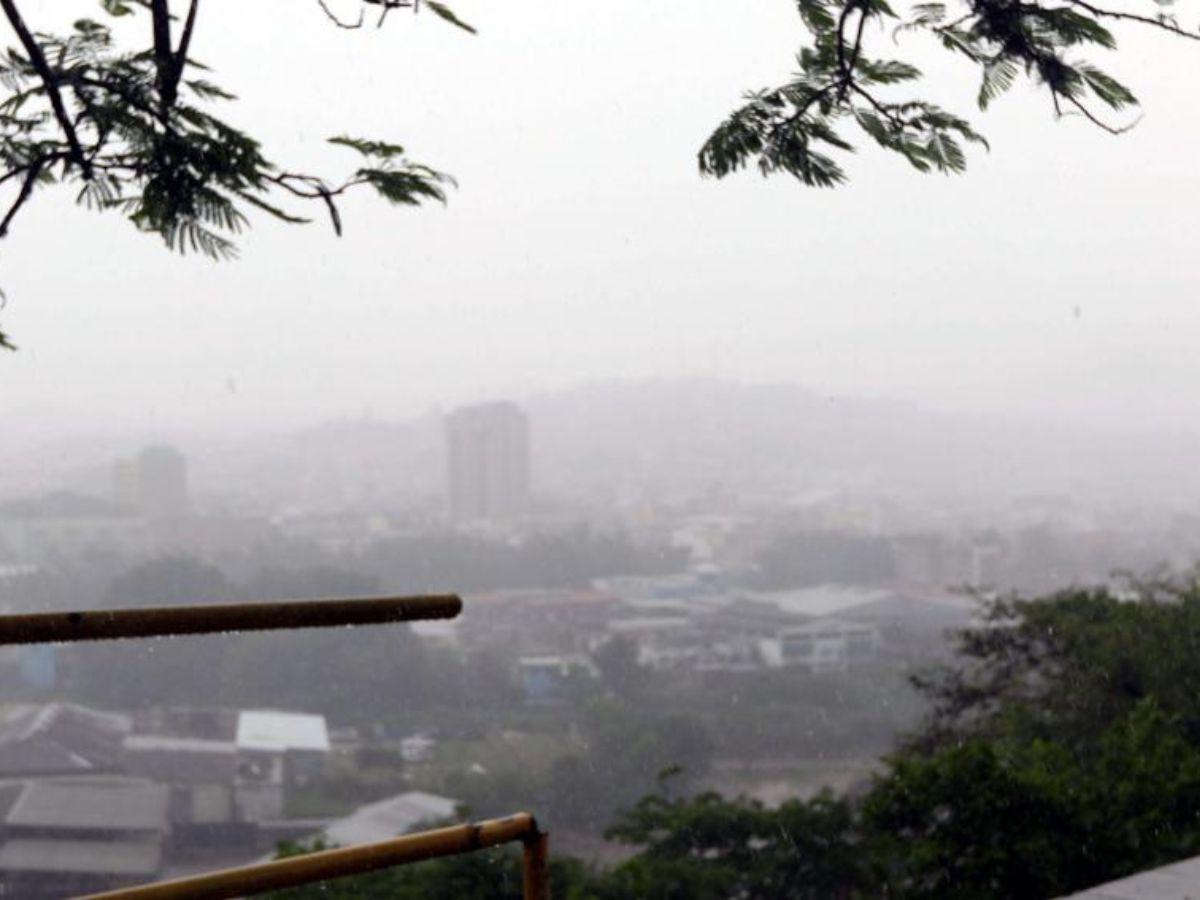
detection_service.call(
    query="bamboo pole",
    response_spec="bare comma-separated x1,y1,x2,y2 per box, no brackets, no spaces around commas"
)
522,830,551,900
0,594,462,645
79,813,545,900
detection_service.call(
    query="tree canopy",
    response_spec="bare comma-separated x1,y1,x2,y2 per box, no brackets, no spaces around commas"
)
1,0,1197,346
263,572,1200,899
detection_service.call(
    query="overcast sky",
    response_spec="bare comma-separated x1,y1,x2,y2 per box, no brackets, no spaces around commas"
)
1,0,1198,434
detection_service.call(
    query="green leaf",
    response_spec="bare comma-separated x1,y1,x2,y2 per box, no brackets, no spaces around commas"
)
1078,64,1138,110
357,167,451,206
978,58,1018,110
858,59,922,84
328,135,407,159
425,1,477,34
185,79,237,101
99,0,135,16
796,0,836,31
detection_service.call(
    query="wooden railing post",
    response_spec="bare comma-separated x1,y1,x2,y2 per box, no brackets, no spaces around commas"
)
79,813,546,899
522,829,550,900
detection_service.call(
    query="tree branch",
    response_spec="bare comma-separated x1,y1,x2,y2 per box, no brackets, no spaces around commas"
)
0,0,92,177
318,0,365,28
150,0,174,114
0,160,42,237
270,172,346,234
1057,89,1140,133
1062,0,1200,40
168,0,200,101
844,6,869,90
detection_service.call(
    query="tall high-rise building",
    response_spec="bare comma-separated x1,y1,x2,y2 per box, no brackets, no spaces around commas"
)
113,445,188,517
445,402,530,522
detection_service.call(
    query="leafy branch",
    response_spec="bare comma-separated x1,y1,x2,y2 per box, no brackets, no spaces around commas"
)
0,0,473,348
699,0,1197,185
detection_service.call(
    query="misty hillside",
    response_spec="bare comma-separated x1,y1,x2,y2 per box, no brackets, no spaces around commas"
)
520,379,1200,506
185,378,1200,511
6,378,1200,510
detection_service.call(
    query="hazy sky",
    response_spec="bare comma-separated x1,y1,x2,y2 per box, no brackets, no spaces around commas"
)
1,0,1198,433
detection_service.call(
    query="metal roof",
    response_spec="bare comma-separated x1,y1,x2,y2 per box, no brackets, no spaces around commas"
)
1059,855,1200,899
0,703,130,777
323,791,459,846
5,777,169,832
123,735,236,754
236,710,330,754
0,838,160,875
123,735,237,785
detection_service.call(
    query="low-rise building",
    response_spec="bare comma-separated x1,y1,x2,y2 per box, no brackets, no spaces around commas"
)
234,710,331,820
122,734,246,847
760,618,881,673
0,776,169,898
518,654,598,704
321,791,459,845
0,703,130,779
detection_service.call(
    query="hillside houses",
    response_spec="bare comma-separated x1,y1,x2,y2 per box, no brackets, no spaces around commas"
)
448,576,971,687
0,776,169,897
0,703,333,895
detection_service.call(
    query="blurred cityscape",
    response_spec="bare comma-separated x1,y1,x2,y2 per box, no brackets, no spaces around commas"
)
2,378,1200,893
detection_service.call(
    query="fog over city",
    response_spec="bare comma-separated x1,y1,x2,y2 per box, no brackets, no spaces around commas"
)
2,0,1199,434
2,0,1200,896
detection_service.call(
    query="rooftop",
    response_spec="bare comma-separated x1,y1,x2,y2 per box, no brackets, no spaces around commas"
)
0,703,130,777
236,710,330,754
0,838,161,875
322,791,459,846
123,735,237,784
1059,853,1200,898
4,777,169,833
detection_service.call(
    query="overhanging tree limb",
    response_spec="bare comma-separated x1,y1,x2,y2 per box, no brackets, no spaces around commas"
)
0,0,92,177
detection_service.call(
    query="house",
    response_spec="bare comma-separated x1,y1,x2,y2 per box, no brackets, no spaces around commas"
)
236,709,330,779
121,734,249,847
320,791,459,845
0,776,168,898
759,618,882,673
460,589,623,655
124,706,331,826
0,492,152,562
517,655,597,705
0,703,130,778
1058,851,1200,898
0,838,161,898
399,734,436,764
234,710,330,821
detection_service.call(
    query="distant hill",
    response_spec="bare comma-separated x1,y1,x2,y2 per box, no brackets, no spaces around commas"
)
5,378,1200,512
522,378,1200,507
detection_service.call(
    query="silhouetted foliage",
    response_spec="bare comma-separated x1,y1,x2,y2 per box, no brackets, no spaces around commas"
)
2,0,1197,346
0,0,462,347
434,701,713,833
699,0,1198,186
601,782,865,900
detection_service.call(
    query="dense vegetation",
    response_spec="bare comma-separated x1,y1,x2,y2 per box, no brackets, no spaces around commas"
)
268,573,1200,898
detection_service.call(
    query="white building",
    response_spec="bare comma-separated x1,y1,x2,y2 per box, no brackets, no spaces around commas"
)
759,618,881,673
233,710,330,821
